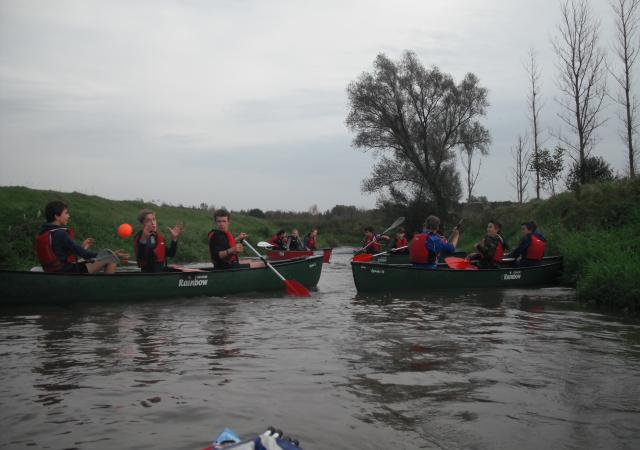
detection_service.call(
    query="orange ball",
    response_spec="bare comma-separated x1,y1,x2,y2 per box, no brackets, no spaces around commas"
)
118,223,133,238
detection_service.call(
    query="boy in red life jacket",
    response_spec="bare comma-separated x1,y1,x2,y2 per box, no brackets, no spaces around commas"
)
386,227,409,254
362,226,386,254
134,209,182,273
304,229,318,251
468,220,504,268
208,209,256,270
269,230,288,250
35,201,125,274
409,215,459,269
508,221,546,266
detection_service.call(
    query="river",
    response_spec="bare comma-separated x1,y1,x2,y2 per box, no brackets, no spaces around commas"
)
1,249,639,449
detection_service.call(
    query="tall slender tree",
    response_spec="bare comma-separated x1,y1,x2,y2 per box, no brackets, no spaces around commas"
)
610,0,640,177
525,48,544,199
553,0,607,185
460,141,483,203
510,135,531,203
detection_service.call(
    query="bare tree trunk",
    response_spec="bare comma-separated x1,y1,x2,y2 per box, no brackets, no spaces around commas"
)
510,136,531,203
460,145,481,202
553,0,607,185
610,0,640,177
525,48,543,199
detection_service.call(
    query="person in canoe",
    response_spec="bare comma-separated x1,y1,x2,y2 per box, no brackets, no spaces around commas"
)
467,220,505,268
361,226,381,254
287,228,305,251
36,201,126,274
269,229,288,250
304,228,318,251
409,215,459,269
386,227,409,254
508,221,546,266
134,209,183,273
208,209,259,270
496,221,510,252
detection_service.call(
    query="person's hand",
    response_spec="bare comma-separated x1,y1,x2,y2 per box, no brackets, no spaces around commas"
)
380,234,391,241
168,223,184,241
82,238,94,249
115,249,130,264
234,243,244,254
236,232,248,241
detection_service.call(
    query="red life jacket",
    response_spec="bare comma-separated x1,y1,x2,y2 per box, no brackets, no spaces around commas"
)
208,230,238,264
409,233,437,264
35,227,77,272
494,239,504,262
526,234,545,260
363,236,379,253
306,235,316,250
134,232,166,268
394,237,408,249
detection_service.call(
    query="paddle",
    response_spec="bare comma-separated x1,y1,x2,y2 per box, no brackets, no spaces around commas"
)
448,218,464,243
242,239,311,297
444,257,478,271
353,245,409,262
257,241,274,248
355,217,405,254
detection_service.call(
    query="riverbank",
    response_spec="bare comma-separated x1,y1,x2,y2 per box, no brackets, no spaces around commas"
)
457,178,640,315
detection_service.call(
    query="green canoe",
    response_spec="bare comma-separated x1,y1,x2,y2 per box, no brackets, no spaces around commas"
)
0,255,323,304
351,256,563,292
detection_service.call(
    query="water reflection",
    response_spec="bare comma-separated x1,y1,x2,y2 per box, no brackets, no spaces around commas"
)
1,253,639,450
345,287,640,449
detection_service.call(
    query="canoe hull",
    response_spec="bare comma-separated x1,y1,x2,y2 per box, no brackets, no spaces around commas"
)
0,256,323,304
267,248,332,263
351,256,563,292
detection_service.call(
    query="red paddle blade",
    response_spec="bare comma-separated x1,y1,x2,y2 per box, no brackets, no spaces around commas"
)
444,257,470,270
284,279,311,297
353,253,373,262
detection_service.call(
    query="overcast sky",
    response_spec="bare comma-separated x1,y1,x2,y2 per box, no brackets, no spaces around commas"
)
0,0,632,211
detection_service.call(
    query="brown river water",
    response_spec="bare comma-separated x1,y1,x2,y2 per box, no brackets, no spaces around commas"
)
1,249,639,450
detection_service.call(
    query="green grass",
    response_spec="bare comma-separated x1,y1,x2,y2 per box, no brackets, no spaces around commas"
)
456,178,640,314
0,187,284,270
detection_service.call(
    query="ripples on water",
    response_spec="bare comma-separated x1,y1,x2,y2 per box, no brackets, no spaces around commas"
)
1,249,639,450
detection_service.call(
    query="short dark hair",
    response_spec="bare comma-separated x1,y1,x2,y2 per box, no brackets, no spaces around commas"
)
397,227,405,233
277,229,286,236
489,219,500,229
137,208,155,224
214,209,230,220
521,221,537,232
425,215,440,231
364,226,374,233
45,201,67,222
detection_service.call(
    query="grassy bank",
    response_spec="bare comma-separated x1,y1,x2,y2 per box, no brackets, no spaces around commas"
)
457,178,640,314
0,187,336,270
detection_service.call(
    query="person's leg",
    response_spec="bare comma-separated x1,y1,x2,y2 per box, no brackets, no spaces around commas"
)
85,260,117,274
239,258,265,269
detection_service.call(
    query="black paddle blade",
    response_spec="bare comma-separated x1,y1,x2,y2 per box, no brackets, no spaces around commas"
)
284,280,311,297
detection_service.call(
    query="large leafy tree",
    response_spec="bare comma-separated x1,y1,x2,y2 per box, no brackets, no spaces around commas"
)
346,51,490,216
